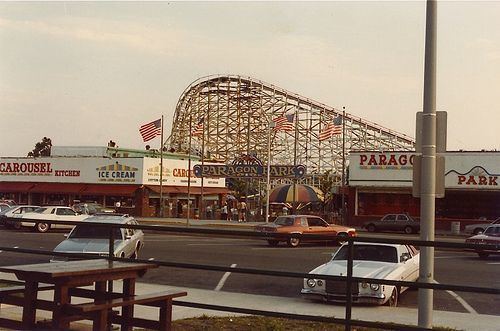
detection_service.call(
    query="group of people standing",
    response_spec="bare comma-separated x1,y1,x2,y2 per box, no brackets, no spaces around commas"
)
221,199,247,222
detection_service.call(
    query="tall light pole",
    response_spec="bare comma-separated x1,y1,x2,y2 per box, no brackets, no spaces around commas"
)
418,0,437,328
265,120,275,223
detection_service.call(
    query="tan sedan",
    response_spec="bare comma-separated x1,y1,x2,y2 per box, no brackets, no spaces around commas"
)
255,215,357,247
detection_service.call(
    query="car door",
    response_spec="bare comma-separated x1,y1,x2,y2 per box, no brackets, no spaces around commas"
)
55,208,78,228
399,245,419,281
396,214,410,231
380,214,397,231
305,217,330,238
123,222,136,257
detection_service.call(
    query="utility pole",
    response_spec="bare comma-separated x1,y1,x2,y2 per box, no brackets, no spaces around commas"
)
418,0,437,328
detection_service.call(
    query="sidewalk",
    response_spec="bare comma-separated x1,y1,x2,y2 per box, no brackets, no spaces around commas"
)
1,272,499,331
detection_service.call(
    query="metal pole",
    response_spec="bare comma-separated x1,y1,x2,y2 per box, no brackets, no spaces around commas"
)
265,120,275,223
187,116,192,227
341,107,346,225
107,226,114,292
292,108,298,214
418,0,437,328
345,238,354,331
159,115,164,218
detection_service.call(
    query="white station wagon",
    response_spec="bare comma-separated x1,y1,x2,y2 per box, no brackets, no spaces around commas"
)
301,242,419,307
16,206,88,233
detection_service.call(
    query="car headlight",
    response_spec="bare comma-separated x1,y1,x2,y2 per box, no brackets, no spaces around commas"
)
370,283,380,291
317,280,323,287
361,282,368,289
306,279,316,288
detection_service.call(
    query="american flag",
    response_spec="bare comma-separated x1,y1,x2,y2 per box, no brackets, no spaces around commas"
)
139,118,162,142
192,117,205,136
318,116,343,141
273,114,295,132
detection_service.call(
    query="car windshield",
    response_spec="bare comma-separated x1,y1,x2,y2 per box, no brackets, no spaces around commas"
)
69,225,122,239
33,207,47,213
333,245,398,263
274,217,294,226
484,226,500,236
0,206,16,215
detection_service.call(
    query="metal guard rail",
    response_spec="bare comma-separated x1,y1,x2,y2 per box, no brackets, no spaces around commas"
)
2,217,499,331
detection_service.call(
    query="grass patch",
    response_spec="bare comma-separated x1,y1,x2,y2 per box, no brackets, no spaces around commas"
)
172,315,459,331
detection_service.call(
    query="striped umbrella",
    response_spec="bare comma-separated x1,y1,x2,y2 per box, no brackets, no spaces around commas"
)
268,184,324,203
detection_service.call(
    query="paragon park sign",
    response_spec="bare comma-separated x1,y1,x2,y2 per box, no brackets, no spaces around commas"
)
193,164,306,178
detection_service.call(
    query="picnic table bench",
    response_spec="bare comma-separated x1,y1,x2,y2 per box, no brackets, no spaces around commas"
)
64,290,187,331
0,259,186,330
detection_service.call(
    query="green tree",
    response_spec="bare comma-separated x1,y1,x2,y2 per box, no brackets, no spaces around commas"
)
318,169,342,213
28,137,52,157
227,178,259,199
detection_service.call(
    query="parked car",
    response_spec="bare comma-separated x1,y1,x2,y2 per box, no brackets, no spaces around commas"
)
301,242,420,306
15,206,89,233
254,215,357,247
364,214,420,234
465,224,500,258
464,217,500,235
1,205,40,228
72,202,115,215
51,214,144,262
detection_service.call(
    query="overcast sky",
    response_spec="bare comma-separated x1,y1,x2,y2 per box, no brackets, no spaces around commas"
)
1,1,499,157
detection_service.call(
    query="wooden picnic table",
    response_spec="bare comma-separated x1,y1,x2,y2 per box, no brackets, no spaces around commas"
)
0,259,158,330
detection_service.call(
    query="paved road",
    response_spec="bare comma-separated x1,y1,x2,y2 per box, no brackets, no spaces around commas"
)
0,228,498,316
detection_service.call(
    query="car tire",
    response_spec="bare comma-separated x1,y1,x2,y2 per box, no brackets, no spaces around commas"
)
404,226,414,234
477,252,489,259
287,236,301,248
367,224,376,232
267,240,279,247
386,287,399,307
35,223,50,233
13,222,21,230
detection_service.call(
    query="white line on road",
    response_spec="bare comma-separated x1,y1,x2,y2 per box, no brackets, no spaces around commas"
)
214,264,236,291
435,280,478,314
148,258,155,261
487,262,500,265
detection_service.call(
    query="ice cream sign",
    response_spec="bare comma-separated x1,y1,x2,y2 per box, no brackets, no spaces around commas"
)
96,162,138,182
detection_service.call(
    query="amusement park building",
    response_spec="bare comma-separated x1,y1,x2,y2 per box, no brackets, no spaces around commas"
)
347,151,500,230
0,146,227,217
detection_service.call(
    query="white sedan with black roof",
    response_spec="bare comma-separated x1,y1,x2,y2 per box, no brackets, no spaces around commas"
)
301,242,419,307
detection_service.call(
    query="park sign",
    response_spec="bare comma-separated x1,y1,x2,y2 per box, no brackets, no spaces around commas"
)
193,164,306,178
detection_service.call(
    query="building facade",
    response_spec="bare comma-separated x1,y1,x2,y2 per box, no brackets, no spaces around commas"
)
0,149,227,217
347,151,499,230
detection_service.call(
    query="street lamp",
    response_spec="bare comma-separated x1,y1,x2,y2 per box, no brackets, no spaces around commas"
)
265,119,275,223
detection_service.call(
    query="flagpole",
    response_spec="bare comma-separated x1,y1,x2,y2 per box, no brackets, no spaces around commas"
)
187,115,192,227
159,115,164,218
200,120,205,220
341,107,346,225
292,108,298,214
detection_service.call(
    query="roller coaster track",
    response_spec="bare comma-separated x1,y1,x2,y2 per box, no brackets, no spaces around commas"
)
167,75,414,186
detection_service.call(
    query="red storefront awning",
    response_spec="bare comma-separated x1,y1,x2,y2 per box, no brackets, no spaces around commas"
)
29,183,87,194
0,182,36,192
81,184,139,196
146,185,228,195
